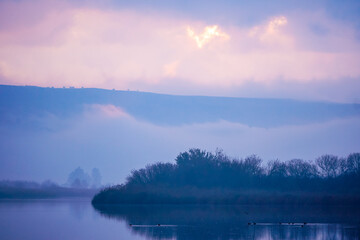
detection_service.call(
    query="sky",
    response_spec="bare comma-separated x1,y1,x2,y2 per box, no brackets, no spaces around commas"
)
1,98,360,184
1,86,359,184
0,0,360,102
0,0,360,184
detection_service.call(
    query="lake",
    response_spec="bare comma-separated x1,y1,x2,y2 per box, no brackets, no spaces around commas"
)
0,199,359,240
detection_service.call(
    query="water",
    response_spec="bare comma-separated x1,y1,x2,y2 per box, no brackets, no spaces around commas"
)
0,199,359,240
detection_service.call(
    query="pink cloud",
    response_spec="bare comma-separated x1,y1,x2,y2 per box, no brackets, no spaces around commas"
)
88,104,131,119
0,0,359,94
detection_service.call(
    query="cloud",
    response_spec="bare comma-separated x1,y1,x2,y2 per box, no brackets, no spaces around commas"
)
249,16,288,37
163,61,179,78
248,16,292,46
1,104,359,183
0,0,359,101
267,16,288,33
187,25,229,48
86,104,131,119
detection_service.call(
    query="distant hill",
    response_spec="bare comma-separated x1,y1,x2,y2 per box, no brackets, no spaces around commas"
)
1,85,359,128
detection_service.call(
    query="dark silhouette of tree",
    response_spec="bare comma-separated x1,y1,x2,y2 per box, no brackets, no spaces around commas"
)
267,160,288,178
126,162,175,186
92,149,360,205
242,155,263,176
315,155,341,178
286,159,317,178
346,153,360,175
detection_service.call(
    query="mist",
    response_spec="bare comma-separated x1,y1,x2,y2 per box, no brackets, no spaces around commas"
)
1,86,359,184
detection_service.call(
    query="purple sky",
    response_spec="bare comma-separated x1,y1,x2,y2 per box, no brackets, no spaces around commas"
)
0,0,360,184
0,0,359,102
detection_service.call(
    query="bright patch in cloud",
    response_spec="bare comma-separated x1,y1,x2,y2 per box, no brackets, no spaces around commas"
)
248,16,289,44
89,104,131,119
163,61,179,78
187,25,229,48
267,16,288,34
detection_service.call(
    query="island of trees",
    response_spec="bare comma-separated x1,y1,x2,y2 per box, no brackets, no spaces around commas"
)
92,149,360,205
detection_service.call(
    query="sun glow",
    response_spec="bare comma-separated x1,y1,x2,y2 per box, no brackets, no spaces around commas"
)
267,16,287,34
187,25,229,48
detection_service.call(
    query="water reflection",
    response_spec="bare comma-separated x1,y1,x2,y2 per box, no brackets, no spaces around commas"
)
93,204,360,240
0,199,140,240
0,200,359,240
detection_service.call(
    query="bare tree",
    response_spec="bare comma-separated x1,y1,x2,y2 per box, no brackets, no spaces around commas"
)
287,159,317,178
243,155,263,175
267,160,288,178
315,155,340,178
346,153,360,175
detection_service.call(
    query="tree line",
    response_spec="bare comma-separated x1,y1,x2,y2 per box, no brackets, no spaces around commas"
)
92,149,360,204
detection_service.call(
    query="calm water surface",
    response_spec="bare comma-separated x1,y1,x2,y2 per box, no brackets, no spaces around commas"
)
0,199,359,240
